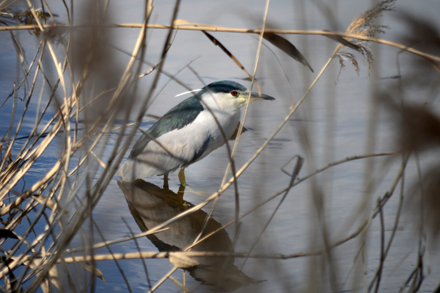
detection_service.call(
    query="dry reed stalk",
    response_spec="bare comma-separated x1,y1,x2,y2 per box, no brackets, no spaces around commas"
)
2,24,439,64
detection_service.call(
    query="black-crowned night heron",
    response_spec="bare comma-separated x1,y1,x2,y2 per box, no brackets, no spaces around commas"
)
118,80,274,186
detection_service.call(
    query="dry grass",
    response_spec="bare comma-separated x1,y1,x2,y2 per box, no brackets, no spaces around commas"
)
0,0,439,292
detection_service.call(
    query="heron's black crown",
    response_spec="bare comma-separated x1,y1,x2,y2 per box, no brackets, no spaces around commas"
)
198,80,247,95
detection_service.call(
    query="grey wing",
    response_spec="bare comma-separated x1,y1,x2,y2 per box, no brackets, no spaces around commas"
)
129,131,152,158
129,95,204,158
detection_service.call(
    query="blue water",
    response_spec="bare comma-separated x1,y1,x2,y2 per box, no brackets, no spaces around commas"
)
1,0,440,292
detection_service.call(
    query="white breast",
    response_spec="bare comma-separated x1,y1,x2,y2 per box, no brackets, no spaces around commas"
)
192,107,241,160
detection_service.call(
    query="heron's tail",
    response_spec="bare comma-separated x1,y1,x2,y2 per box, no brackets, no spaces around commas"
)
118,155,173,182
118,159,142,182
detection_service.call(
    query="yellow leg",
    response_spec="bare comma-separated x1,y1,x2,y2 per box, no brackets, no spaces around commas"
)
177,185,185,199
178,167,187,187
163,173,169,189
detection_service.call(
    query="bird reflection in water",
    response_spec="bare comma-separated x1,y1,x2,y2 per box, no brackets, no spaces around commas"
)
118,180,262,291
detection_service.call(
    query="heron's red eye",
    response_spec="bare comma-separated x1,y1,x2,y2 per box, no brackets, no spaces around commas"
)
231,91,238,97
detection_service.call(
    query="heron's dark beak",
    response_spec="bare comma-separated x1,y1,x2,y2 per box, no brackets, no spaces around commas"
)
250,92,275,101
